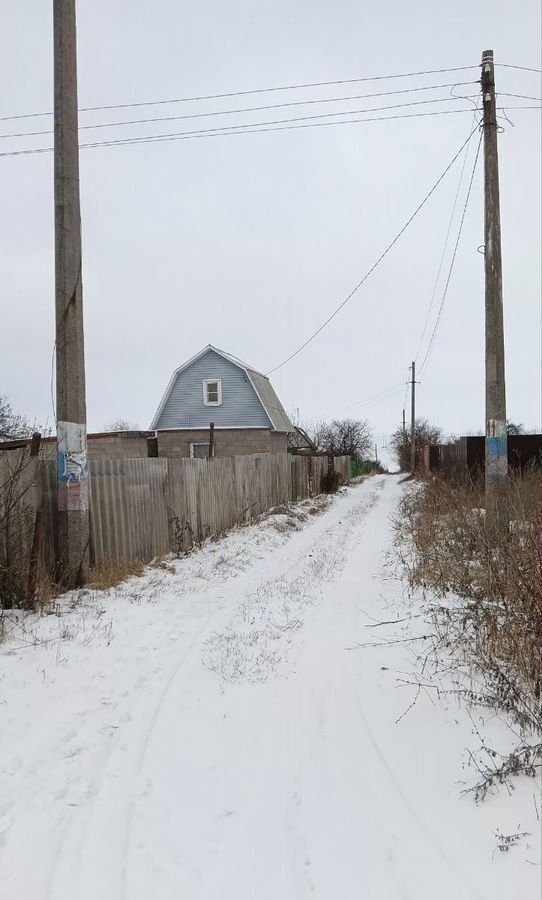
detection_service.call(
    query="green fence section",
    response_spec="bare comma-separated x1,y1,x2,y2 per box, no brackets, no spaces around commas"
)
350,459,378,477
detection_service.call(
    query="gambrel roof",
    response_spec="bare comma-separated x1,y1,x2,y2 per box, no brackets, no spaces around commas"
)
150,345,294,433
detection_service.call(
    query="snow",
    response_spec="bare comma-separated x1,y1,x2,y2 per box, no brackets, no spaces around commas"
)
0,475,540,899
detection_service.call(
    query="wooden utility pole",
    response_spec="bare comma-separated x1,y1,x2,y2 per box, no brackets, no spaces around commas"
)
402,408,406,438
481,50,507,518
54,0,90,586
410,361,416,475
209,422,215,459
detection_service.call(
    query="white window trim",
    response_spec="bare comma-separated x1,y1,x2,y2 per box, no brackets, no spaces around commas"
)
203,378,222,406
190,441,214,459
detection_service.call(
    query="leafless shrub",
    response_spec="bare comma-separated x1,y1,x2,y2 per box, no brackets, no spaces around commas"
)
394,469,542,794
0,443,50,612
87,558,145,591
322,470,342,493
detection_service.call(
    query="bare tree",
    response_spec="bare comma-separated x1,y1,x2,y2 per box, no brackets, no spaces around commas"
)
105,417,141,432
310,418,373,461
0,394,33,441
0,396,49,609
389,418,442,471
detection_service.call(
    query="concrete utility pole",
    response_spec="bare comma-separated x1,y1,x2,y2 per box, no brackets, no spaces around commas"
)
481,50,508,519
410,361,416,475
54,0,90,586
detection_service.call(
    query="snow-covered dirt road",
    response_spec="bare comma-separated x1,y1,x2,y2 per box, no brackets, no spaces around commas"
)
1,475,539,899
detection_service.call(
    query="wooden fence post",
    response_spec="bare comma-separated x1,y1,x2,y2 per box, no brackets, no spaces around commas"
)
209,422,215,459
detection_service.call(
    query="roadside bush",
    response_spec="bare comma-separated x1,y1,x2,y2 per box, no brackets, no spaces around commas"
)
0,446,42,611
351,460,384,477
322,470,342,493
394,468,541,795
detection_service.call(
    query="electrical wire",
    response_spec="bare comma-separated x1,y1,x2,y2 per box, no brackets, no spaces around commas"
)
497,92,542,101
402,380,410,413
323,384,406,418
0,64,480,123
417,129,483,376
2,100,538,161
1,96,481,147
495,63,542,73
413,121,473,362
0,105,482,160
265,126,479,376
0,81,479,141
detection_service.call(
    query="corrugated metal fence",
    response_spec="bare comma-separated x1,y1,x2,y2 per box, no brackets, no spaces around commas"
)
429,435,542,477
32,452,350,570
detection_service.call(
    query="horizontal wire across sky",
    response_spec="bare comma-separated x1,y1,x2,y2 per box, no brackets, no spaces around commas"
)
0,61,540,160
1,60,539,415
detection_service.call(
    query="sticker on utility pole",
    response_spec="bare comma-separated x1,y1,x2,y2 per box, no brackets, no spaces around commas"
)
57,421,89,511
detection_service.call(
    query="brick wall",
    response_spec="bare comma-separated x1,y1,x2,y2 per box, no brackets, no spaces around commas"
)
35,432,151,462
156,428,276,457
270,431,288,454
3,428,289,462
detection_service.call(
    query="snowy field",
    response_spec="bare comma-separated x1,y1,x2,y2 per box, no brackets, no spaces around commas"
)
0,475,540,899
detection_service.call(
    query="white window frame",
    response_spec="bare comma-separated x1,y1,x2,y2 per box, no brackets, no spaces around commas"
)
203,378,222,406
190,442,214,459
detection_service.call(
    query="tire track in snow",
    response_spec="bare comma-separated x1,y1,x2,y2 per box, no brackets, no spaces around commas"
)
43,487,365,899
355,690,487,900
201,485,384,687
155,481,387,899
46,596,223,900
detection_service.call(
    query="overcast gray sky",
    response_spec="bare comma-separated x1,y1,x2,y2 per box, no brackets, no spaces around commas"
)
1,0,540,450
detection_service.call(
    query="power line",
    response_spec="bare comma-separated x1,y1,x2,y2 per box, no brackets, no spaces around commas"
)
498,92,542,101
1,103,537,161
495,63,542,73
323,384,406,418
418,129,483,376
1,95,481,146
265,126,479,376
414,123,473,361
0,64,480,123
0,104,483,160
0,81,479,141
402,380,410,412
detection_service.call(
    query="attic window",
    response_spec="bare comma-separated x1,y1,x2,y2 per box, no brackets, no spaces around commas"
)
203,379,222,406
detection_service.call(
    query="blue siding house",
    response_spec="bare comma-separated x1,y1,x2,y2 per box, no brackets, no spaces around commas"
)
150,346,293,458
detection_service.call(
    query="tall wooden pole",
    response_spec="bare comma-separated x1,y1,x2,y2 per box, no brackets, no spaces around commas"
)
208,421,215,459
54,0,90,586
481,50,507,519
410,361,416,475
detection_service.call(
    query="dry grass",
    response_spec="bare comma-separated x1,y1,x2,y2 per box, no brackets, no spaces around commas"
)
394,468,541,796
87,558,145,591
